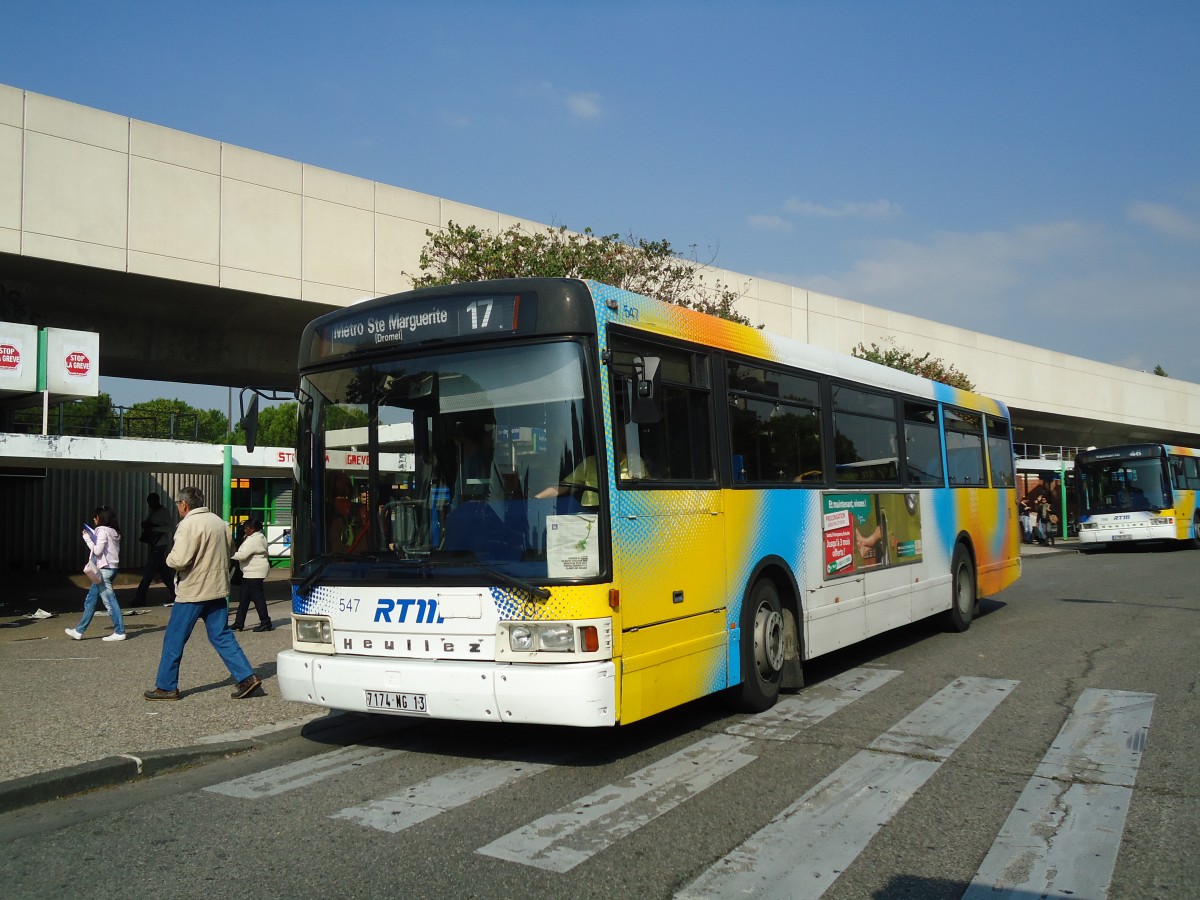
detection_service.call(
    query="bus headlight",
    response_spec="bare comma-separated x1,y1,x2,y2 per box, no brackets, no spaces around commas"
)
295,616,333,644
1150,517,1174,526
510,625,535,651
505,622,577,652
498,619,610,660
538,624,574,651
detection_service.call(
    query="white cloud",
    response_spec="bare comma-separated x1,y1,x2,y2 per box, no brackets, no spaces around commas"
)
746,213,793,232
762,219,1200,383
783,198,902,219
1127,201,1200,241
566,92,604,120
805,222,1098,306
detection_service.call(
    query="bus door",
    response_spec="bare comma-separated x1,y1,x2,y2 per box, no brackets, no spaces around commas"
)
613,487,727,630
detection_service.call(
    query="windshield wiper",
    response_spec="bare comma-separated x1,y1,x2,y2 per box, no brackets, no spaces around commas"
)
296,552,362,594
434,558,551,601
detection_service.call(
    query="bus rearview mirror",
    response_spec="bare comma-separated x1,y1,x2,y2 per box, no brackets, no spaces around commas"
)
240,391,260,453
631,356,662,424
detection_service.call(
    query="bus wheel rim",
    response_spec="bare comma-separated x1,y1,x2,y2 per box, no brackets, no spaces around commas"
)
754,604,785,677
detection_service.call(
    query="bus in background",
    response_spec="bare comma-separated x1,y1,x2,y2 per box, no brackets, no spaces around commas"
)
275,278,1022,727
1074,443,1200,550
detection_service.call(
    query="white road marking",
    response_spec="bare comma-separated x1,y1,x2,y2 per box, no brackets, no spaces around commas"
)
726,667,902,740
332,759,552,833
679,676,1018,899
963,688,1155,900
203,744,397,798
477,733,757,872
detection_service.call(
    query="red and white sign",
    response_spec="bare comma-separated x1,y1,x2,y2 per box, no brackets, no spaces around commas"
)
0,323,37,394
0,343,20,370
65,351,91,377
44,328,100,398
823,509,856,575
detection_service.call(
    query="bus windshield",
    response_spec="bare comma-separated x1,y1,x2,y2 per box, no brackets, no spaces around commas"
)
294,340,602,586
1077,456,1172,514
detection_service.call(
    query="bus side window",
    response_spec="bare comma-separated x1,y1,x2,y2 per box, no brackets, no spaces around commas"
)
610,338,715,485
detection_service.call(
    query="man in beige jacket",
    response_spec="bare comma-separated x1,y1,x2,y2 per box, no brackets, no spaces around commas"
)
144,485,262,701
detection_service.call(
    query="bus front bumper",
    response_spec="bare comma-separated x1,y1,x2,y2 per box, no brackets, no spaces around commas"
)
277,649,617,727
1077,521,1178,544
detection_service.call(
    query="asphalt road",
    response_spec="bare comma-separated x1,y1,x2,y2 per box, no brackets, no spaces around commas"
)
1,544,1196,900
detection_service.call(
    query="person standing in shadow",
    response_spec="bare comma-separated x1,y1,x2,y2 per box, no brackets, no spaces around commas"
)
231,517,272,632
134,492,176,606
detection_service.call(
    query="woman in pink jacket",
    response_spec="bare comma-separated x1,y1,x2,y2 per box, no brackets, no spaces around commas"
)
65,506,127,641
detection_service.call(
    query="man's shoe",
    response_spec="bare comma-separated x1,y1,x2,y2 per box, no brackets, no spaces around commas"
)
252,622,273,632
64,628,83,640
231,674,263,699
144,687,181,701
229,625,244,631
102,633,127,642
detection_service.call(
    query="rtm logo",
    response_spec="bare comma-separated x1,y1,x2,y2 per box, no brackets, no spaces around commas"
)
374,598,444,624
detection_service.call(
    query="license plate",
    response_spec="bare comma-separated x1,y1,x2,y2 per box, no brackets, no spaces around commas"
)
365,690,428,713
1111,533,1132,541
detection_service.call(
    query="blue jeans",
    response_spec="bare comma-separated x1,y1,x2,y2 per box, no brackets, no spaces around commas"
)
75,567,124,635
154,599,255,691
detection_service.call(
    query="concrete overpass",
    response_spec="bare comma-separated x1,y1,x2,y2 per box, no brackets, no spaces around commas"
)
2,82,1198,450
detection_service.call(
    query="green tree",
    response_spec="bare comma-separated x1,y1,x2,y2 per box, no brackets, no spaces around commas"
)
11,393,119,436
1153,364,1168,377
851,338,975,391
124,398,229,442
408,222,753,325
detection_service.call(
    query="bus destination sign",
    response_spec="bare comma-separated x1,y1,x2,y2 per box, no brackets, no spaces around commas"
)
315,293,524,359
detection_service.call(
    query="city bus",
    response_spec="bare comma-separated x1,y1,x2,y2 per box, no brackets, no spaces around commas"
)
1074,443,1200,550
275,278,1022,726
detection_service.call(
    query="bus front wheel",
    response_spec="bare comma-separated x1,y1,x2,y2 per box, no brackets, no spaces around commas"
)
944,544,975,633
1192,512,1200,549
733,578,785,712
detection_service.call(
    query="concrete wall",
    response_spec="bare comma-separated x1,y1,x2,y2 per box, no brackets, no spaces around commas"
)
2,83,1197,443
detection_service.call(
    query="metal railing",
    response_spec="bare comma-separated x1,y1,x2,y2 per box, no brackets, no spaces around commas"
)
5,404,210,441
1014,443,1086,461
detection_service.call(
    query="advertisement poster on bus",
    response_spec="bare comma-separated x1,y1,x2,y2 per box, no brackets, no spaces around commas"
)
823,492,922,578
547,513,600,579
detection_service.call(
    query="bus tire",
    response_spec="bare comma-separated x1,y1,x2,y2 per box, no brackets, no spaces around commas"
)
944,543,975,633
733,578,785,712
1192,512,1200,549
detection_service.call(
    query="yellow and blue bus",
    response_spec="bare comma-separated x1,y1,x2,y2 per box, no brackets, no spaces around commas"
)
276,278,1022,726
1074,443,1200,550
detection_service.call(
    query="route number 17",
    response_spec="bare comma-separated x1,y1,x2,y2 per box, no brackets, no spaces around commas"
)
466,299,493,330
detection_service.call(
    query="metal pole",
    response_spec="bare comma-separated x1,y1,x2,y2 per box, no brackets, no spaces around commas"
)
1060,458,1068,540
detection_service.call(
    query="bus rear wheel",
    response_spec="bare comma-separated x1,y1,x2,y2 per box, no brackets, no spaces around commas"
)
944,544,975,633
733,578,785,712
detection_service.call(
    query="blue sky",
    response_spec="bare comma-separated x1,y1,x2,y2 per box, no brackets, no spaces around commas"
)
5,1,1200,409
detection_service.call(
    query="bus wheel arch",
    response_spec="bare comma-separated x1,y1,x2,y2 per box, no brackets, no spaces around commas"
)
731,561,803,712
943,537,976,633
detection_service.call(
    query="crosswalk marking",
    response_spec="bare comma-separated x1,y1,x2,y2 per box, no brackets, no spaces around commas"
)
679,676,1017,899
332,759,552,833
726,667,902,740
964,688,1155,900
476,733,757,873
474,665,899,872
197,674,1154,900
204,745,398,799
